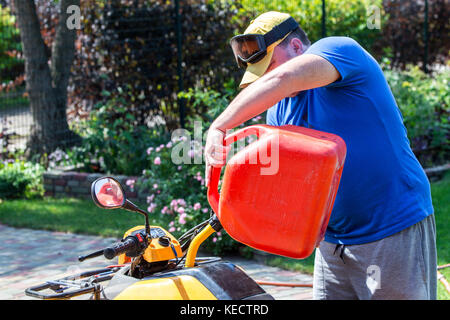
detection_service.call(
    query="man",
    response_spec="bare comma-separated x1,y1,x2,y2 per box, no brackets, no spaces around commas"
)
204,11,437,300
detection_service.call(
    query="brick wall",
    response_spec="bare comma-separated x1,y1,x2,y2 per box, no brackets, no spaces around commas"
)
43,170,147,203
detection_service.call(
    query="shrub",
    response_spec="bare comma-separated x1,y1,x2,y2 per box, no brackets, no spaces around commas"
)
0,159,44,199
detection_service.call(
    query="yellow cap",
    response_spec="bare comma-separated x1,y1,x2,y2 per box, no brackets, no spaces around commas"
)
239,12,293,88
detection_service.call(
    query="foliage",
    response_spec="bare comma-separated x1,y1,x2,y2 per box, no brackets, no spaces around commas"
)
68,0,243,129
136,124,242,256
0,159,44,199
383,62,450,166
65,97,170,176
178,78,238,128
0,5,23,86
377,0,450,70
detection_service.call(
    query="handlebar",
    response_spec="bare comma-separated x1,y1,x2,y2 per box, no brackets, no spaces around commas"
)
103,237,140,260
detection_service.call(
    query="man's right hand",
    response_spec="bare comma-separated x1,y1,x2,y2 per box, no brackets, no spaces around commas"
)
204,126,229,187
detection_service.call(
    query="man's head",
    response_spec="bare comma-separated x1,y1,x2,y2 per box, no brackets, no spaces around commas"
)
230,12,310,88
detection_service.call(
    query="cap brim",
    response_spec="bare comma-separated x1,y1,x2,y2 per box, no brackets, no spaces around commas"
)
239,49,274,88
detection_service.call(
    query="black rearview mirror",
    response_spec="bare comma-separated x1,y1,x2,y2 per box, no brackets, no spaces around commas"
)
91,177,125,209
90,176,151,235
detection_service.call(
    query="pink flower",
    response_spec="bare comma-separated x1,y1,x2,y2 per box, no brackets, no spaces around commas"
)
146,147,153,155
125,179,135,189
156,147,161,152
169,221,174,226
147,203,156,213
177,165,182,171
212,237,217,243
161,206,168,214
153,183,158,189
177,199,186,207
178,215,186,225
154,157,161,165
168,227,176,233
193,203,201,210
177,207,185,214
202,208,209,213
146,194,155,203
166,142,173,148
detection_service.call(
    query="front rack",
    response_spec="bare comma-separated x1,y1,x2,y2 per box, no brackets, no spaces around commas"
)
25,266,121,300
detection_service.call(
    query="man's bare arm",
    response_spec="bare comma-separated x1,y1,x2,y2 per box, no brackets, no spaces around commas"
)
204,54,340,186
210,53,340,132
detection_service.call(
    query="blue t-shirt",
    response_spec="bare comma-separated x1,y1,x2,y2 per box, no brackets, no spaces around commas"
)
266,36,434,245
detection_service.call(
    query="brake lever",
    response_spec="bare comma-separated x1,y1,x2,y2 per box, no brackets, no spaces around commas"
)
78,249,105,262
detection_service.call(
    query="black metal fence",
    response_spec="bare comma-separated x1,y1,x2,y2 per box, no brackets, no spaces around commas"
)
0,0,446,158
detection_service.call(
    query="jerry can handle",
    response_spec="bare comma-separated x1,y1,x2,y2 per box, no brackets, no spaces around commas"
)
207,124,270,214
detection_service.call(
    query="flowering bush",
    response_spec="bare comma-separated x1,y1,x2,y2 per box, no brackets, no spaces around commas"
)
136,134,241,255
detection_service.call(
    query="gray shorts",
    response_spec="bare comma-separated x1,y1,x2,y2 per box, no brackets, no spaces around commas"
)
313,214,437,300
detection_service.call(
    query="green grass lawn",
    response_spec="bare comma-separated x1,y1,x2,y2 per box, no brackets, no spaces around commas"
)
0,173,448,299
0,197,166,238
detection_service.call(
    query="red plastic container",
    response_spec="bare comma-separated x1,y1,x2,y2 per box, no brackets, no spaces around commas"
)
208,124,346,259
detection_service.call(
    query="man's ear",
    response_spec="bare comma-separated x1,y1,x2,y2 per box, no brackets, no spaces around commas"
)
290,38,304,54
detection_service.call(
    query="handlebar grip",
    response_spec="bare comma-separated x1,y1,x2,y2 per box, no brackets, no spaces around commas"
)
103,237,138,260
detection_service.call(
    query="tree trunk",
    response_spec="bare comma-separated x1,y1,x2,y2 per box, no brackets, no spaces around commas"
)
13,0,81,155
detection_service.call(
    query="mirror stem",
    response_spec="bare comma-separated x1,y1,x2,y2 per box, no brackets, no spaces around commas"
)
123,200,151,236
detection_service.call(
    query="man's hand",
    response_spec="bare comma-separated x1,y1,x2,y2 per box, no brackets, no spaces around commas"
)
204,127,229,187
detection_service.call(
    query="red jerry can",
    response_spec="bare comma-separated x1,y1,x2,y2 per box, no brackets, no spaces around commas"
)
207,124,347,259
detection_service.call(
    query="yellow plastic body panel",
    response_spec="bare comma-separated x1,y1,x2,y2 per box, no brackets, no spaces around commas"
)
118,225,182,264
114,275,217,300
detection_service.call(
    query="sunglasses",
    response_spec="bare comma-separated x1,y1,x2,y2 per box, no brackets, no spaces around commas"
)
230,17,299,68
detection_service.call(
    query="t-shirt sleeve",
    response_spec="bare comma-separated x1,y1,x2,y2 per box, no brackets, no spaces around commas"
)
304,36,369,88
266,106,279,126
